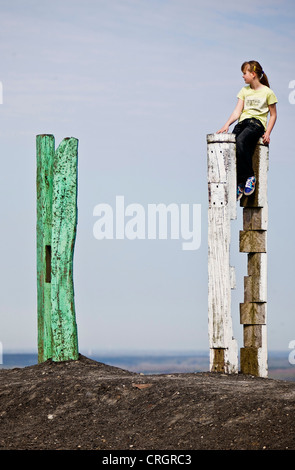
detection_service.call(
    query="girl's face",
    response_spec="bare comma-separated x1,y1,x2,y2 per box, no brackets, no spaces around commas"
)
242,67,255,84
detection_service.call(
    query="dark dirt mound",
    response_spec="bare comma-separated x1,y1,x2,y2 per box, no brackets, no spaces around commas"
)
0,354,295,451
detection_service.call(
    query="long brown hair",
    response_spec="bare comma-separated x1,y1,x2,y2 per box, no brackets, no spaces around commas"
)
241,60,270,87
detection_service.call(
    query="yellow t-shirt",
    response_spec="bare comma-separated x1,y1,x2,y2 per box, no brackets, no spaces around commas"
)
237,85,278,129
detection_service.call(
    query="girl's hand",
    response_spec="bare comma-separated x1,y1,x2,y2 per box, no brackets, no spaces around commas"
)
262,104,277,145
262,132,270,144
216,124,229,133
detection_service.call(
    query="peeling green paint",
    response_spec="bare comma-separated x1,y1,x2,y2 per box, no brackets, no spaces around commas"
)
36,135,79,363
36,134,54,362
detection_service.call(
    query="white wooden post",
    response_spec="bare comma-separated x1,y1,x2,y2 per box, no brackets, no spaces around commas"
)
207,133,238,374
239,138,269,377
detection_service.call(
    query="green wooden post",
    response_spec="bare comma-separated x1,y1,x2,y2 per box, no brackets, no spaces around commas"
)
51,137,79,361
36,134,55,362
36,135,79,363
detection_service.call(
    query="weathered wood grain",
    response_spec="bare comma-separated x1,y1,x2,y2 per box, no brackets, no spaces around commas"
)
36,134,55,362
240,302,266,325
51,137,79,362
211,348,225,373
240,341,267,378
244,274,267,303
208,205,231,348
239,230,267,253
240,347,259,376
243,325,263,348
207,133,238,374
240,139,269,208
230,266,236,289
207,134,269,377
239,139,269,378
207,133,236,220
243,206,268,231
247,253,267,278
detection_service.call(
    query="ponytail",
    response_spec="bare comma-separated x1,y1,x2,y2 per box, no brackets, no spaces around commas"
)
260,72,270,87
241,60,270,87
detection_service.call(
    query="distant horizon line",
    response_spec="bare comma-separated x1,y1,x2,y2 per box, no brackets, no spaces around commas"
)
1,349,290,357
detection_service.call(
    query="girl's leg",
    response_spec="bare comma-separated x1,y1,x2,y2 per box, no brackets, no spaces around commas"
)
233,120,264,185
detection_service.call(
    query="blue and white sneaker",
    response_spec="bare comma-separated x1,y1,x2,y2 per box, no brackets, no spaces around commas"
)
244,176,256,196
237,184,244,201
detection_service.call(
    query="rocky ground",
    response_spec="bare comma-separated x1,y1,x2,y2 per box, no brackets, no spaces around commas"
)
0,354,294,452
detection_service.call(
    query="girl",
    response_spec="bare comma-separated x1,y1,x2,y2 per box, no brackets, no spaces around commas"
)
217,60,278,200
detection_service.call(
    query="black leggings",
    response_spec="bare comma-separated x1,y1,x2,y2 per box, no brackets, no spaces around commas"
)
232,118,265,185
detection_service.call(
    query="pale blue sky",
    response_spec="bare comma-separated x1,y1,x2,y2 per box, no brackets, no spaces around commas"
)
0,0,295,356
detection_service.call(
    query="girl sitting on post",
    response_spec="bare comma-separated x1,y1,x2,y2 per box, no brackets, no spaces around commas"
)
217,60,278,200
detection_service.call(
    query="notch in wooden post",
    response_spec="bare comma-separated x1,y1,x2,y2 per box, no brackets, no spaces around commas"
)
45,245,51,283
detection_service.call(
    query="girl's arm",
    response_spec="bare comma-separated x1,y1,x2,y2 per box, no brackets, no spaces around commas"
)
262,103,277,144
217,99,244,133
